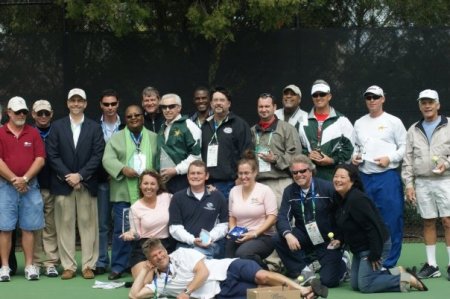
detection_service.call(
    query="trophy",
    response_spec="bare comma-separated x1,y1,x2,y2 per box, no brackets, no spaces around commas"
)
160,147,176,170
122,208,139,240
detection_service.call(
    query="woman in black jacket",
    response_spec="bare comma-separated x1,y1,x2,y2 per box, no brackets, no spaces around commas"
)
331,164,427,293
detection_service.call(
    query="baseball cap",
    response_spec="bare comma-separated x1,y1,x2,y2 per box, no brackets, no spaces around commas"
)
311,81,331,95
67,88,86,100
8,96,28,112
283,84,302,97
364,85,384,97
33,100,52,112
417,89,439,103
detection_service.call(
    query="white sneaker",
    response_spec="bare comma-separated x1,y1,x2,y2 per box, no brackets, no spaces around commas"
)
46,266,59,277
341,250,352,282
25,265,40,281
298,266,316,286
0,266,11,282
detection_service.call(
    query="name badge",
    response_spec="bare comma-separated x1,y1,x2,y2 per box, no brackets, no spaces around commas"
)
207,144,218,167
255,145,271,173
131,152,146,175
305,221,324,245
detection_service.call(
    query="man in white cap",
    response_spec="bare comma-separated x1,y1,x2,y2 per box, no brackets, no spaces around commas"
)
275,84,308,138
352,85,406,268
402,89,450,280
300,79,354,180
31,99,60,278
47,88,105,280
0,97,45,281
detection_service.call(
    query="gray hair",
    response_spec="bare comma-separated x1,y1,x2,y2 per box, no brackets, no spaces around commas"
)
161,93,182,107
142,86,160,98
290,154,316,175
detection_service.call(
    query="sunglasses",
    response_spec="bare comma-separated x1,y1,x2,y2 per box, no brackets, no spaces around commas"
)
160,104,178,110
312,92,328,98
14,109,28,115
102,102,118,107
36,110,51,117
291,168,309,175
364,94,382,101
259,93,274,99
126,113,143,119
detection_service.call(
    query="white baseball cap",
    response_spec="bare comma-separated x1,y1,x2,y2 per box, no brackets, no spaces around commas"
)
67,88,86,100
417,89,439,103
8,96,28,112
364,85,384,97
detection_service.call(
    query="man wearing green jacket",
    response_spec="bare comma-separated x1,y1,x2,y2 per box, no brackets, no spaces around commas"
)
301,80,354,180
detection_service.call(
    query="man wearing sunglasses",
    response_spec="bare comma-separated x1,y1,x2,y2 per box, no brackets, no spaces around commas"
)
156,93,201,193
0,97,45,281
352,85,406,269
273,155,348,288
47,88,105,280
95,89,125,279
30,100,60,278
301,80,354,180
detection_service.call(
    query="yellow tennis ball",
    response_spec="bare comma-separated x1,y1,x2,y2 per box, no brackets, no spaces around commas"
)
297,275,304,282
328,232,334,239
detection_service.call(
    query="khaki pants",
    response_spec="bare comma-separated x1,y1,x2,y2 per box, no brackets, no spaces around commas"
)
259,177,293,208
54,186,99,272
33,189,59,267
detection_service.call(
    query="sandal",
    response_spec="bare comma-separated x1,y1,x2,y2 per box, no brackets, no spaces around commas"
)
310,278,328,298
406,268,428,291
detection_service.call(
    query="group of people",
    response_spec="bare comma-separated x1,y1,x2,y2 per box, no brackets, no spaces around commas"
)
0,80,448,298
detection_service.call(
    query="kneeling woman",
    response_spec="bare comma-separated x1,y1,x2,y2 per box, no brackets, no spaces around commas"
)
332,164,427,293
120,170,176,278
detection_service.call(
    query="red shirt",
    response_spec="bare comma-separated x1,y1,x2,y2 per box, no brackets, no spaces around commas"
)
0,124,46,177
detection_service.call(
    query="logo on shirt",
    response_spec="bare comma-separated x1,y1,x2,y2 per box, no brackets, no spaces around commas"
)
24,142,32,147
223,127,233,134
172,128,183,137
204,202,216,211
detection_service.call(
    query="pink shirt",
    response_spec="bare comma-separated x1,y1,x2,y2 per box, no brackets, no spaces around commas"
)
130,192,172,239
229,182,278,235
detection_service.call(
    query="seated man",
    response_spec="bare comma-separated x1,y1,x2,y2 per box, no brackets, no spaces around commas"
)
273,154,348,287
129,238,328,299
169,160,228,258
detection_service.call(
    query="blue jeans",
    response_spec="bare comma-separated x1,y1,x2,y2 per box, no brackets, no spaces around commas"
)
351,240,401,293
211,180,235,200
96,182,111,268
111,202,131,273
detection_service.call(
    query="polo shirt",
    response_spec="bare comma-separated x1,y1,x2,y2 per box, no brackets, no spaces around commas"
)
0,124,45,177
169,187,228,237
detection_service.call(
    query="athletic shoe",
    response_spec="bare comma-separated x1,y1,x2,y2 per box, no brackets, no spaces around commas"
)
24,265,40,281
417,263,441,279
46,266,59,277
0,266,11,282
298,267,316,286
341,250,352,282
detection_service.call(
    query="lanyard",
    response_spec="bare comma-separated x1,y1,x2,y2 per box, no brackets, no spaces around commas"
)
255,131,273,146
299,181,316,223
130,131,143,152
153,266,170,299
209,118,224,145
37,126,51,141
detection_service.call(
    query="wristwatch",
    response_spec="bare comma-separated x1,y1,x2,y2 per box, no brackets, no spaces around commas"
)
184,288,192,296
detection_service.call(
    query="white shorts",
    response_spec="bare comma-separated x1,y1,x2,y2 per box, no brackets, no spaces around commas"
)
415,177,450,219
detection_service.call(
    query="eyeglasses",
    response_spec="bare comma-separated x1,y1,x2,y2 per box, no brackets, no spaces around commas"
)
312,92,328,98
291,168,309,175
126,113,143,119
160,104,178,110
364,95,382,101
14,109,28,115
102,102,118,107
36,110,51,117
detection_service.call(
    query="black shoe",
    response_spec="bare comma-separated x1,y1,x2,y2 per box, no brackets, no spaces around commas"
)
94,267,106,275
310,278,328,298
417,263,441,279
447,266,450,281
108,272,122,280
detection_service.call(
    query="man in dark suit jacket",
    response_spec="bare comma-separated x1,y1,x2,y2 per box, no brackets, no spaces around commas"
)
47,88,105,280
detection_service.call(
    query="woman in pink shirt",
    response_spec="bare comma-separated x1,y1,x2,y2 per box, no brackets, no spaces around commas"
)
120,170,175,278
225,151,278,268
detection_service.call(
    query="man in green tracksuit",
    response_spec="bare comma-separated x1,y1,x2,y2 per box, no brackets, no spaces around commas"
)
300,80,354,180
